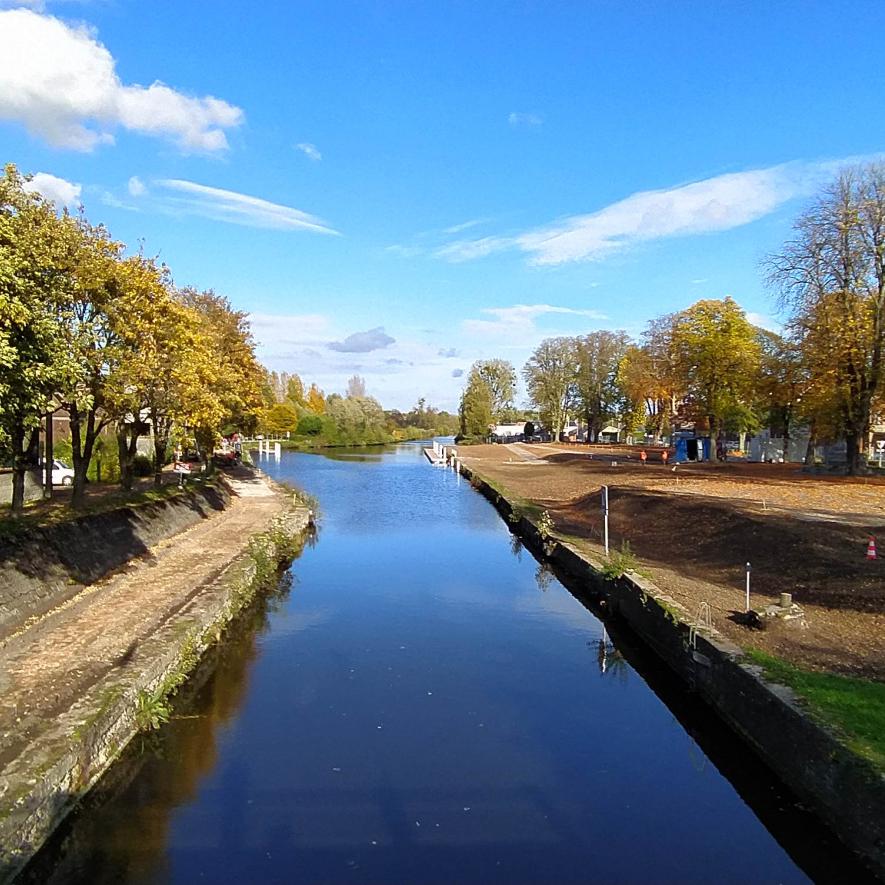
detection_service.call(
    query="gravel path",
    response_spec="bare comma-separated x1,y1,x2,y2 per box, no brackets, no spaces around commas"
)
0,474,284,765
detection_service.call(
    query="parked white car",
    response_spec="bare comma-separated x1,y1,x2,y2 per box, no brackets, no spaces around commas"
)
51,459,75,486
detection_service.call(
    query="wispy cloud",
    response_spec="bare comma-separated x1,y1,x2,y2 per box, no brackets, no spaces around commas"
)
436,160,857,267
22,171,81,207
463,303,607,337
155,179,338,234
508,112,542,127
0,9,243,151
442,217,489,235
295,142,322,161
328,326,395,353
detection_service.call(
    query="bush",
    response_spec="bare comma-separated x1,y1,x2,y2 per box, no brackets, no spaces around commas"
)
132,454,154,477
297,415,323,436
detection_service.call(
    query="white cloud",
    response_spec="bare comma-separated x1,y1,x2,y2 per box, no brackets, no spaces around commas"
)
155,179,338,234
442,217,489,235
436,161,849,267
463,303,607,337
745,311,782,333
0,9,243,151
435,235,512,263
127,175,146,197
508,112,542,127
295,142,322,161
328,326,395,353
22,171,81,207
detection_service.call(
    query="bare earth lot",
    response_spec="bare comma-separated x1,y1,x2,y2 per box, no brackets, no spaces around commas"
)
458,443,885,680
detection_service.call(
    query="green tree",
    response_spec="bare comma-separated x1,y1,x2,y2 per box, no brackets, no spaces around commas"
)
0,164,81,513
523,337,577,440
574,330,630,442
671,298,761,445
459,375,493,438
469,359,517,421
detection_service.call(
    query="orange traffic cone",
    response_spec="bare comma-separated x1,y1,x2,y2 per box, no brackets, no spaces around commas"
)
867,537,877,560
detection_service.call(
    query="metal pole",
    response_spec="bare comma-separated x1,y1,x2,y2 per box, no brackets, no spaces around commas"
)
745,562,751,612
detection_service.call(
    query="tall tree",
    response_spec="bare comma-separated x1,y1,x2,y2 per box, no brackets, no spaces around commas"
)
671,298,761,445
459,375,493,438
346,374,367,398
767,163,885,473
756,329,808,462
574,331,629,442
0,165,80,513
178,288,264,462
57,217,130,508
469,359,516,421
523,337,577,440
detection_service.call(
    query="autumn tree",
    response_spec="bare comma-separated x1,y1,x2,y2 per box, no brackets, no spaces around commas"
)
671,298,761,445
574,331,630,442
523,337,577,440
617,314,682,441
767,163,885,473
305,383,326,415
55,217,132,508
178,288,264,462
755,329,808,462
0,165,80,513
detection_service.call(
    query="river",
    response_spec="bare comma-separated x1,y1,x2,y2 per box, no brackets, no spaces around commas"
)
20,442,871,884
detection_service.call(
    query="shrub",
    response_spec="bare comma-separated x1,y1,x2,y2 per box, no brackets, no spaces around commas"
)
297,415,323,436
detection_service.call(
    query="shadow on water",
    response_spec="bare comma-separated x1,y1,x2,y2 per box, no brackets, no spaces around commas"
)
15,571,299,885
537,552,881,885
15,446,883,884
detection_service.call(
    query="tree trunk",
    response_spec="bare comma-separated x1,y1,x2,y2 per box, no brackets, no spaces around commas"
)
782,406,791,463
44,411,54,500
846,429,862,475
70,405,98,509
153,433,167,488
117,429,131,490
10,422,26,516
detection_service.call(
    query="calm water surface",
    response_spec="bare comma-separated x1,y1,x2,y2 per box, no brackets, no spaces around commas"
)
23,443,870,883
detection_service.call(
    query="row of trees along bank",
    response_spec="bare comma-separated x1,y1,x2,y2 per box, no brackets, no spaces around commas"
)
0,164,265,514
260,372,459,445
459,163,885,474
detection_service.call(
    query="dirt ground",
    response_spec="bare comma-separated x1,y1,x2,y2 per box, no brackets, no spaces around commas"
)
458,443,885,680
0,470,286,768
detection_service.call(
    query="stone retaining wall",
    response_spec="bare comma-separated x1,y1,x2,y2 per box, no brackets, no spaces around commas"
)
461,463,885,879
0,482,232,640
0,507,311,883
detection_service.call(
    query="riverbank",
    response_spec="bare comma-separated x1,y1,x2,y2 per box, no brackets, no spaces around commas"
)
456,452,885,879
0,468,314,883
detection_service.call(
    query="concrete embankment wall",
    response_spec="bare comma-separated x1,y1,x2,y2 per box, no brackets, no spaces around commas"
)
460,464,885,879
0,482,232,640
0,505,311,883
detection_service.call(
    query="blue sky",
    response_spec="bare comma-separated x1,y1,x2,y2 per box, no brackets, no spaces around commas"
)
2,1,884,410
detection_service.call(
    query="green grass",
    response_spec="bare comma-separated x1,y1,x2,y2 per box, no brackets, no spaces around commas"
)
747,649,885,771
0,477,217,540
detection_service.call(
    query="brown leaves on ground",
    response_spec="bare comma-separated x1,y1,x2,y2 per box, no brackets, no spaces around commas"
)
464,443,885,679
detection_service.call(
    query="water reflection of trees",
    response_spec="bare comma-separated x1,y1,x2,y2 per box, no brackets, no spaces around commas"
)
21,575,298,884
595,628,629,683
509,533,523,561
535,562,554,592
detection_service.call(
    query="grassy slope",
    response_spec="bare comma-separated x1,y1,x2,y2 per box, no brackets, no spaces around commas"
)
747,648,885,772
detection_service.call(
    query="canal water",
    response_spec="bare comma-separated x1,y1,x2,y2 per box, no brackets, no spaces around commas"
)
21,443,872,883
